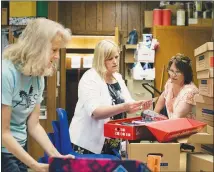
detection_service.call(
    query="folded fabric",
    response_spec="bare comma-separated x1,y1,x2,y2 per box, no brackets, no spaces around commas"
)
49,157,151,172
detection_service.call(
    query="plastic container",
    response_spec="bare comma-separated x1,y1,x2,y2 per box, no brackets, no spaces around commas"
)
153,9,163,26
177,9,185,26
162,9,171,26
104,117,206,141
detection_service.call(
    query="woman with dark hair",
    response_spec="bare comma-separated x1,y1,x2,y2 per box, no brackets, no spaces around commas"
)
154,53,199,119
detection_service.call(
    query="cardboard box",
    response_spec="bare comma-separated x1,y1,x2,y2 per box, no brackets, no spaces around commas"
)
144,11,153,28
197,68,214,79
2,8,8,25
186,153,213,172
205,125,213,135
194,42,214,57
178,125,213,153
200,126,214,154
196,51,214,72
177,125,213,145
195,95,214,126
198,78,213,97
137,48,155,63
128,143,180,171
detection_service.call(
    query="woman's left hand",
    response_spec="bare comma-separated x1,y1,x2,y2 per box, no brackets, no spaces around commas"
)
56,154,75,159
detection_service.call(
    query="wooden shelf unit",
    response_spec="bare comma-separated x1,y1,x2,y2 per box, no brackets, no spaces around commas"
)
125,44,137,49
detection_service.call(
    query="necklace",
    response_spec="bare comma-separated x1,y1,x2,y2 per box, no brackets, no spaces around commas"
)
105,75,116,84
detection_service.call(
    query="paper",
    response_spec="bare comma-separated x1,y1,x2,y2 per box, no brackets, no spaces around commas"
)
71,56,81,68
83,56,93,68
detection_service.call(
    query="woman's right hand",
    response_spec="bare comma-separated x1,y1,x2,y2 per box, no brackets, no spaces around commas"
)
32,163,49,172
124,100,152,114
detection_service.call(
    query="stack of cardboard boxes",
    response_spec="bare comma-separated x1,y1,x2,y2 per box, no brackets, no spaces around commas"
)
194,42,214,127
186,42,214,172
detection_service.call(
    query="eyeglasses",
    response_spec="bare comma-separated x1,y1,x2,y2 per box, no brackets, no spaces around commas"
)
168,69,182,76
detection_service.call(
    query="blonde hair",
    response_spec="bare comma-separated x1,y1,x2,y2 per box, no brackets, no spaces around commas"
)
92,40,119,79
3,18,72,76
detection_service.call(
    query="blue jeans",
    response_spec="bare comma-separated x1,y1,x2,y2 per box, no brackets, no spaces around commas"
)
1,145,28,172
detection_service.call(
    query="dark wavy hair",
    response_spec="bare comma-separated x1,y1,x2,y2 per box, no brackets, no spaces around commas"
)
167,53,193,84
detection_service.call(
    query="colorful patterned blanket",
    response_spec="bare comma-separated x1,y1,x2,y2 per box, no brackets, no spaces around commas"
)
49,157,150,172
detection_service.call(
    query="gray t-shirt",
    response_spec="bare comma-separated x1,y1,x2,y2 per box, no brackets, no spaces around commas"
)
2,59,44,153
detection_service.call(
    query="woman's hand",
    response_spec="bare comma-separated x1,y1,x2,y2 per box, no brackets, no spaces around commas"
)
56,154,75,159
124,100,152,114
141,100,153,110
32,154,74,172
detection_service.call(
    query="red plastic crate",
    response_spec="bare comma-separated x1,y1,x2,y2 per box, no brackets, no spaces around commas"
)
104,117,206,142
104,117,147,140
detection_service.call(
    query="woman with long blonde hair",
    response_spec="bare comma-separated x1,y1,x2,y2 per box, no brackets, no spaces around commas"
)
69,40,152,156
2,18,74,172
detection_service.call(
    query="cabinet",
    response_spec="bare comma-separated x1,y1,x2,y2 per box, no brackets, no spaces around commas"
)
59,28,120,123
153,26,212,93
